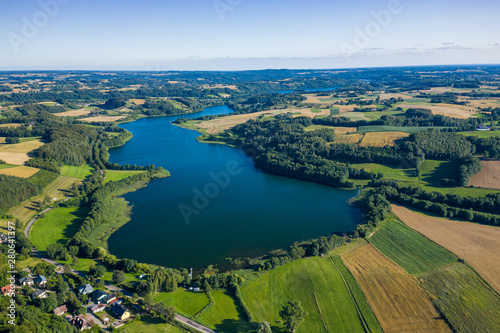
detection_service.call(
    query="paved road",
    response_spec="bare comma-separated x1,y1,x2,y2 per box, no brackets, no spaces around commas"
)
176,314,217,333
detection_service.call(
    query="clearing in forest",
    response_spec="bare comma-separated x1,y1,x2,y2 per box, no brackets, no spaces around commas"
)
468,160,500,189
360,132,410,147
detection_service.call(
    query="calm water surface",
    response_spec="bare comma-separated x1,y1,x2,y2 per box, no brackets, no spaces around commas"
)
108,106,359,269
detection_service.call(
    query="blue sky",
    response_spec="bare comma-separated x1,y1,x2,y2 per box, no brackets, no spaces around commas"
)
1,0,499,70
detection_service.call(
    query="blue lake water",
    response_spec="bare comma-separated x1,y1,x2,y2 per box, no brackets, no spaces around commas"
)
108,106,359,269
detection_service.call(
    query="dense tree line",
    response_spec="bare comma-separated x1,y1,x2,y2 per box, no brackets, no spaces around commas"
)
368,182,500,226
217,115,376,188
0,174,43,215
313,108,479,131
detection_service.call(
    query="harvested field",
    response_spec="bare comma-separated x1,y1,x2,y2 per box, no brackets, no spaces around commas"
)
360,132,410,147
392,204,500,293
469,160,500,189
336,134,364,144
335,127,358,135
399,104,476,119
380,93,413,100
466,99,500,109
342,244,451,333
305,94,335,104
80,116,125,122
53,108,91,117
0,123,21,128
129,99,146,105
0,166,39,178
195,108,326,134
0,139,44,165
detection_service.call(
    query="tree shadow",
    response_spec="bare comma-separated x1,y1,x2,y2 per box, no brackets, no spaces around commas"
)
60,206,91,244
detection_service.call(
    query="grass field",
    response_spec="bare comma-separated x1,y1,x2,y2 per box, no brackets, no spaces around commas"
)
342,244,452,333
120,315,183,332
241,256,376,333
329,256,383,333
60,164,94,179
104,170,146,183
0,163,16,170
155,289,210,317
418,263,500,333
198,290,250,332
0,165,40,178
350,162,417,182
459,130,500,138
393,204,500,293
368,218,457,275
30,206,90,251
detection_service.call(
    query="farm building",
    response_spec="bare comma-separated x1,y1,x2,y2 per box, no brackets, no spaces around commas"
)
477,125,491,131
53,304,68,316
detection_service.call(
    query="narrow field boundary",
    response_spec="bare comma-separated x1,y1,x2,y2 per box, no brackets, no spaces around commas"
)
312,291,328,332
329,256,370,333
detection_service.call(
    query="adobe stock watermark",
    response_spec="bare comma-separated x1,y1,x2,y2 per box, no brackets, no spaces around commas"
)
340,0,403,60
179,160,243,224
213,0,243,21
7,0,70,53
6,222,17,325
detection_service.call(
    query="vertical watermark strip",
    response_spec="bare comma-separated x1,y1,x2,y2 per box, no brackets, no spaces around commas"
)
6,222,17,325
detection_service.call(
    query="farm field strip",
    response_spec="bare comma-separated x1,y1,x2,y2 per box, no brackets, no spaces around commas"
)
468,160,500,189
341,244,452,333
392,204,500,293
0,165,40,178
368,218,457,275
240,256,375,333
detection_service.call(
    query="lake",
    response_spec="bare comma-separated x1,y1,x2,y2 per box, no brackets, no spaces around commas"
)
108,106,360,269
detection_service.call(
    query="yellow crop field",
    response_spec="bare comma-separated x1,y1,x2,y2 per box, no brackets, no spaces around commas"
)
342,244,451,333
0,166,40,178
360,132,410,147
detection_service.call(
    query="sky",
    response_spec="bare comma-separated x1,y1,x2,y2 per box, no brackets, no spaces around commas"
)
0,0,499,70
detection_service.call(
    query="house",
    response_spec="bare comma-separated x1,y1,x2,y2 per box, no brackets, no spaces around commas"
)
78,284,94,295
193,287,201,292
53,304,68,316
138,274,146,280
92,289,108,302
477,125,491,131
35,275,47,288
90,304,106,314
102,294,117,305
18,277,34,287
31,289,48,300
112,303,131,320
0,233,8,244
1,284,14,296
72,314,91,331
